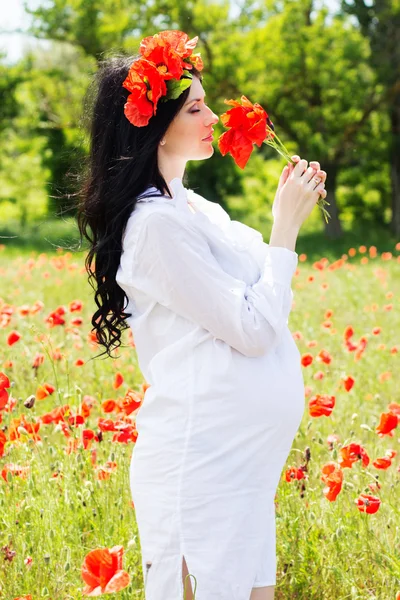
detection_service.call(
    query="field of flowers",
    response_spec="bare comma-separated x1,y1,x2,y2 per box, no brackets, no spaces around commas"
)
0,240,399,600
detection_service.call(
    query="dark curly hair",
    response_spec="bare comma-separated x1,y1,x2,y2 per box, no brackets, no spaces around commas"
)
76,53,203,361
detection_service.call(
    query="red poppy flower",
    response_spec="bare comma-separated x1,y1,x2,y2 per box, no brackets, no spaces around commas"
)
0,372,10,390
121,390,142,416
81,545,130,595
113,372,124,390
7,331,21,346
317,349,332,364
301,353,313,367
355,493,381,514
122,58,167,127
285,466,306,482
218,95,274,169
375,411,398,436
372,456,392,469
0,430,7,458
321,462,343,501
98,418,117,432
140,30,198,79
343,376,355,392
339,443,370,468
308,394,335,417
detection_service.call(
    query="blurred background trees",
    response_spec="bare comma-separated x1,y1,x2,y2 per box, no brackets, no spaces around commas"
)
0,0,399,243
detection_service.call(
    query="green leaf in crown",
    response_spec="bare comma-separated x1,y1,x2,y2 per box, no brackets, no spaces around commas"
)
161,70,193,102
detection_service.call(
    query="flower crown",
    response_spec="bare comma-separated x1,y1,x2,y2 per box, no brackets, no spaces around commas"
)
122,30,204,128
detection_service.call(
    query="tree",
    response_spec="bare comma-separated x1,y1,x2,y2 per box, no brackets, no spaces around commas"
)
341,0,400,235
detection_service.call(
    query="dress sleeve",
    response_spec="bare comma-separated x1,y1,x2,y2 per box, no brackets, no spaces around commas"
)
129,210,298,358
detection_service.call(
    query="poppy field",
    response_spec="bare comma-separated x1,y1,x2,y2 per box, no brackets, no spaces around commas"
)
0,241,399,600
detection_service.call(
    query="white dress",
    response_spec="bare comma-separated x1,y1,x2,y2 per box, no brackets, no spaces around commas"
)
115,178,305,600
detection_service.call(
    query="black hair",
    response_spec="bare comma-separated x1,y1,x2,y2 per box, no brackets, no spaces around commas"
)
76,53,203,360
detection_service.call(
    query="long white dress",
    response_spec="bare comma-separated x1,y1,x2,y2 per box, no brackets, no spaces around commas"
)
115,178,305,600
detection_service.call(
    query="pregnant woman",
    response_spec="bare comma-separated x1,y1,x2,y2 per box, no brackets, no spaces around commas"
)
77,30,327,600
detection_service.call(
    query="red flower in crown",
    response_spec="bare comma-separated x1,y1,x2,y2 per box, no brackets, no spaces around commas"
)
122,30,204,128
123,59,167,127
140,30,203,77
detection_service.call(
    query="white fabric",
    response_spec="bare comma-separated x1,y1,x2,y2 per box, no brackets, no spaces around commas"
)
116,178,305,599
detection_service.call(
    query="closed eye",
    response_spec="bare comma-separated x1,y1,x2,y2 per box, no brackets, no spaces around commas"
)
190,109,201,113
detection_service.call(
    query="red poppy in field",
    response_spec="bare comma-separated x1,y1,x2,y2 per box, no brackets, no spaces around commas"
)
0,389,9,411
36,383,56,401
317,349,332,364
372,456,392,469
342,376,355,392
375,411,398,437
7,331,21,346
69,414,85,427
45,306,66,327
8,414,41,442
13,596,32,600
285,466,306,482
121,390,143,416
32,353,45,369
98,418,118,432
102,399,118,414
1,463,30,482
355,493,381,514
112,424,138,444
0,430,7,458
113,372,124,390
81,545,130,595
69,299,83,312
385,449,396,459
339,443,370,468
218,95,274,169
320,462,343,501
96,461,118,481
301,353,313,367
0,372,10,390
0,373,10,410
39,404,70,425
122,59,167,127
354,337,367,360
308,394,335,417
82,429,99,450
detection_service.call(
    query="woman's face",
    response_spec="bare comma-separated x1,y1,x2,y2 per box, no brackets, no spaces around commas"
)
160,75,219,161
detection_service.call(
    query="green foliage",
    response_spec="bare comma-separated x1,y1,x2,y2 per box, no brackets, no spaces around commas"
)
0,0,398,235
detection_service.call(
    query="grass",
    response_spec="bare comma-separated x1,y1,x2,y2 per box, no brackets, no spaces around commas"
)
0,217,399,599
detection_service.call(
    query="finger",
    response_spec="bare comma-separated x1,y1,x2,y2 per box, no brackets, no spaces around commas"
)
315,182,327,197
303,165,318,182
309,161,320,171
293,158,308,177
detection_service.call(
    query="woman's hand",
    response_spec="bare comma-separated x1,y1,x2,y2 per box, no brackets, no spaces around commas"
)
272,156,327,227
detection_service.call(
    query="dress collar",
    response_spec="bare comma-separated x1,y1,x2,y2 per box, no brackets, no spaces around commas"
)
136,177,193,214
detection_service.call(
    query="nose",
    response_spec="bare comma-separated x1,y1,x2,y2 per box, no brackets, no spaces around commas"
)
205,106,219,125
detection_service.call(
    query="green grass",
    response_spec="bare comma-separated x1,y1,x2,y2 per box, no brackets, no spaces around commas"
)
0,219,399,599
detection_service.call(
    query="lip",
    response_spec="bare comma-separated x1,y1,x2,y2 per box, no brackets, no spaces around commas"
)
202,130,214,141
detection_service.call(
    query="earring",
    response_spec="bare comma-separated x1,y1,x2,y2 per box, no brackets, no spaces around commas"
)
160,139,166,146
